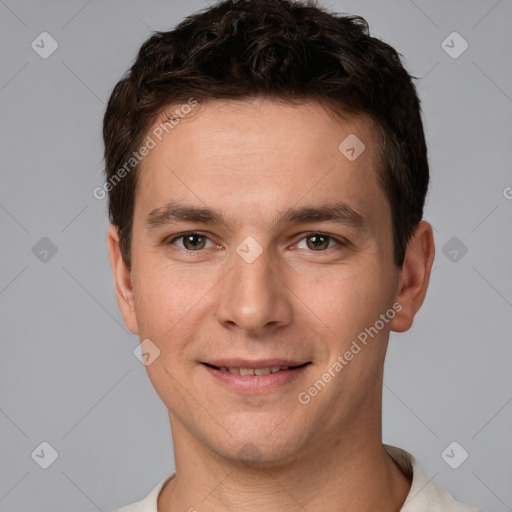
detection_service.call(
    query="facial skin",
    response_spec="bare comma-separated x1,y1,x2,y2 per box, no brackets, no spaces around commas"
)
108,98,435,511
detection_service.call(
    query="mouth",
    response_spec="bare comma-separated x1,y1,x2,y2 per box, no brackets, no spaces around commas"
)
202,362,310,375
200,360,312,394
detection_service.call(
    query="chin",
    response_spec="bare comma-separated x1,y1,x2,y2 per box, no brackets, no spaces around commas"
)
209,425,307,468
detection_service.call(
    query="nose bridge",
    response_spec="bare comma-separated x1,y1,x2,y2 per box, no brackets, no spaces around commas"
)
215,240,292,333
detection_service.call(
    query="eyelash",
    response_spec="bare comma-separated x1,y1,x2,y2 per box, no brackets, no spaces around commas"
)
165,231,347,252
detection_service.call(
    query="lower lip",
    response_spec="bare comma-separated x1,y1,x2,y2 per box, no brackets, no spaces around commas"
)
202,364,310,394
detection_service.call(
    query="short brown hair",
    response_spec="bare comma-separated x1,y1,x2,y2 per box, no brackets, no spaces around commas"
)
103,0,429,270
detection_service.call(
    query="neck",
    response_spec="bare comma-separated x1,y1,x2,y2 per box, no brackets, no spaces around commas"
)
158,419,411,512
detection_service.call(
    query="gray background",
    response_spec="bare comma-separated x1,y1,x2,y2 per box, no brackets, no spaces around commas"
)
0,0,511,510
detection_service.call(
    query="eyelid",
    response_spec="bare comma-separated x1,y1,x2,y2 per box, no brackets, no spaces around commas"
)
166,230,348,251
292,231,348,249
166,230,218,248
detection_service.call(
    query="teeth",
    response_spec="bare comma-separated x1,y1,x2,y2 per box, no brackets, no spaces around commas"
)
219,366,293,375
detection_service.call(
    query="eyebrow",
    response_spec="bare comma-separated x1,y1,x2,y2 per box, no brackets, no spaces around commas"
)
145,200,368,232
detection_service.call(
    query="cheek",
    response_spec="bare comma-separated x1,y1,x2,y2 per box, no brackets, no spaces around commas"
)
131,264,197,346
130,257,229,372
132,271,198,401
301,262,391,339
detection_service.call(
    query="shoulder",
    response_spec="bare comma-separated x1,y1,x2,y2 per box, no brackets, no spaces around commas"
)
116,502,144,512
384,445,482,512
114,473,176,512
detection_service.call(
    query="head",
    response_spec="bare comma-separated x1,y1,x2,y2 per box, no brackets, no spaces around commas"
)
105,0,434,466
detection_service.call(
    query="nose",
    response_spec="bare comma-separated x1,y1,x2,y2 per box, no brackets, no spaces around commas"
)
215,245,293,336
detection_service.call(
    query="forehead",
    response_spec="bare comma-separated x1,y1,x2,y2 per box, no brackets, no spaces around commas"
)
134,98,388,232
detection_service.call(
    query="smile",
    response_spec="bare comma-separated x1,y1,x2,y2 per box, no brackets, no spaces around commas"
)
205,363,307,375
201,362,311,393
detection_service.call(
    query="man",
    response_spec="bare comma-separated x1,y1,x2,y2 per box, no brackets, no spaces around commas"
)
104,0,481,510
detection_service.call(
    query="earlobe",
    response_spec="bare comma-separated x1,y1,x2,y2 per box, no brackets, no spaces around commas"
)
390,221,435,333
107,224,139,335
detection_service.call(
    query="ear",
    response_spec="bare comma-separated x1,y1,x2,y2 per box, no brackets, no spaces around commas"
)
107,224,139,335
390,220,435,332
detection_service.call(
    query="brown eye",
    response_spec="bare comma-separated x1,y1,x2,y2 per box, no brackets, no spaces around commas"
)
306,234,330,250
296,233,342,251
183,234,206,250
170,232,213,251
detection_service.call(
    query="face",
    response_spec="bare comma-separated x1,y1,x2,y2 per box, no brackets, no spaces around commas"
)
109,98,432,466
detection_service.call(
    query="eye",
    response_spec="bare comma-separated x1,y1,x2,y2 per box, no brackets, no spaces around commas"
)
295,232,345,251
167,231,215,251
165,231,346,253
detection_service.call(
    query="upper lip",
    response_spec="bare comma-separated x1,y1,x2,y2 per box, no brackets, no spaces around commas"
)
203,359,310,369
